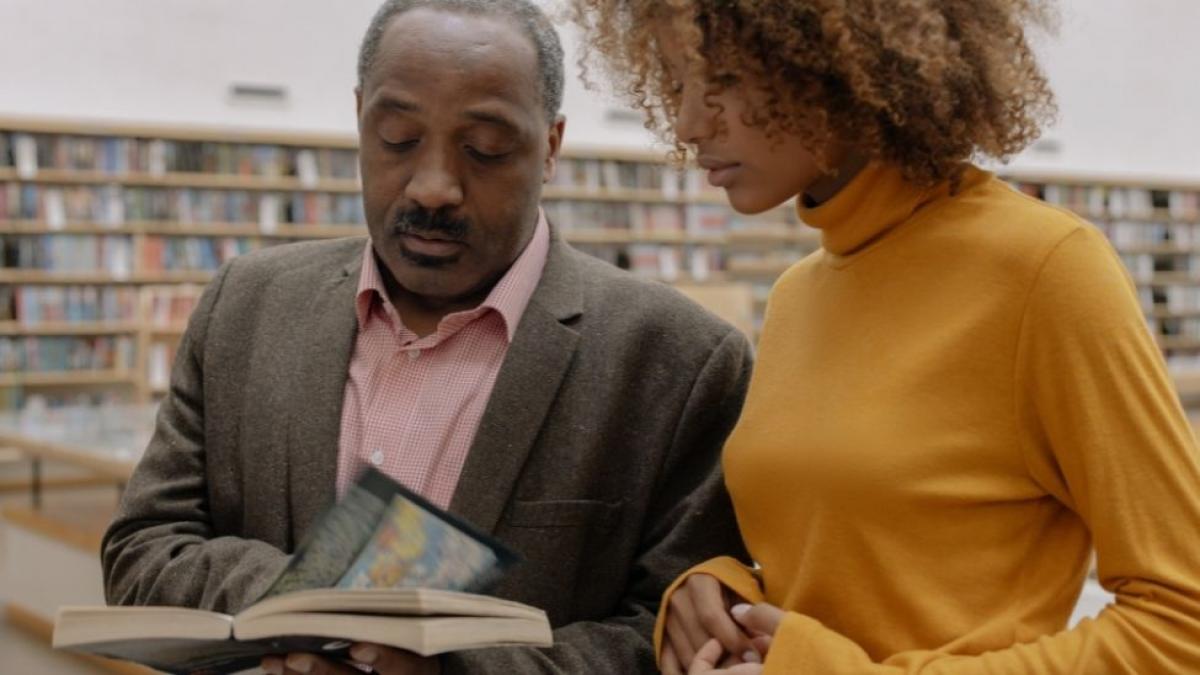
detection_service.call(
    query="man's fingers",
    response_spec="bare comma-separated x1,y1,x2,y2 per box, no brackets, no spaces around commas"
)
690,575,751,655
670,584,711,655
283,653,359,674
350,642,429,673
688,638,725,675
662,640,685,675
666,612,698,666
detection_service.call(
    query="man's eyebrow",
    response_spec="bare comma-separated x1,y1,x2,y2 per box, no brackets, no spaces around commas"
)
374,94,420,114
463,110,523,134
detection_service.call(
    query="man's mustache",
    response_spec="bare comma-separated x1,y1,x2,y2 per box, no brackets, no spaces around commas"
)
391,208,470,241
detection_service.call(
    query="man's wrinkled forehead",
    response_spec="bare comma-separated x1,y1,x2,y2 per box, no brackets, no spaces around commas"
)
362,8,543,119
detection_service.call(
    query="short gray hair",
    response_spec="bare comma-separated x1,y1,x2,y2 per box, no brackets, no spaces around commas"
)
357,0,565,120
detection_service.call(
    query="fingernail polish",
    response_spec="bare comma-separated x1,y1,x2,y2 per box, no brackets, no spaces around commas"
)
743,650,762,663
286,655,313,673
731,603,751,618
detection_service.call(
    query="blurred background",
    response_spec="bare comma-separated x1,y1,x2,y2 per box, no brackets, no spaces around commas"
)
0,1,1195,672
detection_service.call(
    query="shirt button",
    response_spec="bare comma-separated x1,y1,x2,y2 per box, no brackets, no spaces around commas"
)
407,350,420,361
370,449,384,466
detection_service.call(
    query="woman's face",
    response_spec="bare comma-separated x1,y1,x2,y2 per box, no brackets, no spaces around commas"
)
658,28,844,214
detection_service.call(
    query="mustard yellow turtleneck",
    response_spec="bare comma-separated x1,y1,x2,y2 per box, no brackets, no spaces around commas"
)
656,163,1200,672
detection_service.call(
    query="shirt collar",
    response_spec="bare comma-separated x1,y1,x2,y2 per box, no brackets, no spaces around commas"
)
355,209,550,343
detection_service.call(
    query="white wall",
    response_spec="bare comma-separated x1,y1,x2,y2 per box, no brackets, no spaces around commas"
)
0,0,1195,179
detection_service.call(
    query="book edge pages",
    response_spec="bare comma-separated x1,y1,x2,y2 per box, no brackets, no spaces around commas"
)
235,588,545,623
232,613,553,657
52,606,233,648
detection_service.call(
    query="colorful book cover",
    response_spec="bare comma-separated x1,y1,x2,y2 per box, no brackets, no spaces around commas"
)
336,482,516,593
261,468,517,600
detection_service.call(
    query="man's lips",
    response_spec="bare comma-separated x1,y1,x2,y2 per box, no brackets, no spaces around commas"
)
399,233,465,258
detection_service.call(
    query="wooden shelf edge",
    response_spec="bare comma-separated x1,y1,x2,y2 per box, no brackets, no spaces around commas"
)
3,603,158,675
0,370,138,388
1,506,105,554
0,321,140,336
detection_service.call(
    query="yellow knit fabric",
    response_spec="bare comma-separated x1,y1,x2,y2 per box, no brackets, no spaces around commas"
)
657,163,1200,672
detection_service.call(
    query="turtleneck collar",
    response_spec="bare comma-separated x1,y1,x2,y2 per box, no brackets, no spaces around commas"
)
799,162,962,257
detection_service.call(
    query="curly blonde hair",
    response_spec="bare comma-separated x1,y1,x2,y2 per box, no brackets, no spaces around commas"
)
569,0,1058,185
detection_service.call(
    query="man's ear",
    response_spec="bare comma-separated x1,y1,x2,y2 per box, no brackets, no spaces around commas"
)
543,114,567,184
355,87,364,132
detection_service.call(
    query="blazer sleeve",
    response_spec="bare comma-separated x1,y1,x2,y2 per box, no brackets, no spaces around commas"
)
441,328,756,674
101,259,289,614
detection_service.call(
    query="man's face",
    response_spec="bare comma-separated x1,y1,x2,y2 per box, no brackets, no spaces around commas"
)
356,8,563,305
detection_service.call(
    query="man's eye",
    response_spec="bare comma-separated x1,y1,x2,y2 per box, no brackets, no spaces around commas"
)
466,147,510,163
382,138,417,152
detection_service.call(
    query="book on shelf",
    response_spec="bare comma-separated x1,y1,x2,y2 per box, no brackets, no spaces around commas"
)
147,284,203,326
3,132,361,181
53,468,548,675
0,335,136,374
2,234,134,277
8,286,140,324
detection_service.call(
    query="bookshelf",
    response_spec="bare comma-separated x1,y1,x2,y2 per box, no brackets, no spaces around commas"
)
4,117,1198,410
1004,173,1200,403
0,117,817,411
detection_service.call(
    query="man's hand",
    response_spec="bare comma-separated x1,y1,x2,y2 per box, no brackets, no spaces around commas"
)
661,574,757,675
261,643,439,675
683,639,764,675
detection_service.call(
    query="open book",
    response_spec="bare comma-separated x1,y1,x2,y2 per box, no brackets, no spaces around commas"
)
54,587,552,674
53,469,550,674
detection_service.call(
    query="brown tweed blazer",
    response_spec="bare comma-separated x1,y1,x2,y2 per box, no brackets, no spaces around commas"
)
102,229,752,674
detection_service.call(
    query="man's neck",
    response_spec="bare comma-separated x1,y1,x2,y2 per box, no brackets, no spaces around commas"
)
381,271,499,339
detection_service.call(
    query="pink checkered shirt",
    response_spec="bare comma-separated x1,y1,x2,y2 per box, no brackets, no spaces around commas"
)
334,213,550,508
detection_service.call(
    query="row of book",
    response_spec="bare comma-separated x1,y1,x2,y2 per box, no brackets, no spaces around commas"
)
147,342,179,393
1147,317,1200,340
141,237,258,272
0,390,129,412
548,157,716,198
574,244,727,282
1105,222,1200,249
0,286,140,323
146,285,203,326
1143,287,1200,315
2,235,263,274
0,335,136,373
1,184,366,227
1011,182,1200,221
543,200,801,237
0,284,204,326
2,235,133,275
0,132,359,181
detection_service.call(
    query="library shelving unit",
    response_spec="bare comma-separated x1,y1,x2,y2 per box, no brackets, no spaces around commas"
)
3,117,1200,411
0,117,818,411
1003,171,1200,407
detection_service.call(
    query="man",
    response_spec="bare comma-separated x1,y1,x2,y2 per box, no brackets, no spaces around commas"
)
102,1,751,673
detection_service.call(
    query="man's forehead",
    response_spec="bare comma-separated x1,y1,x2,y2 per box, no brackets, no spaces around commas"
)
368,9,540,97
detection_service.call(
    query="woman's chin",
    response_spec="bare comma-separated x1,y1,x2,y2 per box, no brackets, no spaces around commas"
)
724,186,794,216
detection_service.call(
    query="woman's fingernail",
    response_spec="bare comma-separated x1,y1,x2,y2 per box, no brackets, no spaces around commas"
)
743,650,762,663
731,603,752,618
285,654,313,673
350,645,379,664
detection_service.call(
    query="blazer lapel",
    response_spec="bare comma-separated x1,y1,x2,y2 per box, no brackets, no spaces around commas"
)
285,246,363,546
449,235,584,533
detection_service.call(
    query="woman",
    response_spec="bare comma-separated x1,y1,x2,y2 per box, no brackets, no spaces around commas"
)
570,1,1200,673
